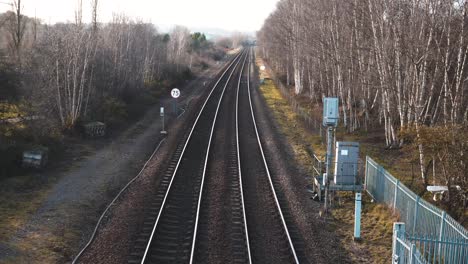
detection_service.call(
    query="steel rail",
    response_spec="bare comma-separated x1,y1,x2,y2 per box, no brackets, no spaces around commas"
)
245,47,300,263
189,50,249,264
140,50,245,264
234,49,253,264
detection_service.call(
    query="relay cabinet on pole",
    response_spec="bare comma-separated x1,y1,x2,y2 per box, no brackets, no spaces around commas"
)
323,97,339,127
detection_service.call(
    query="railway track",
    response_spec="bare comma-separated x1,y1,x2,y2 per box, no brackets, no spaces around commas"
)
129,50,247,264
193,51,251,263
130,47,302,264
236,48,302,263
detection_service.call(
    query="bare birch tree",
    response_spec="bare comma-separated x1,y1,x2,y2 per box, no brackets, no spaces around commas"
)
5,0,26,63
257,0,468,186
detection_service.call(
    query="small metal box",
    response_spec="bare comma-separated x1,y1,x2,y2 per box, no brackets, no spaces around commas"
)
323,97,339,127
84,121,106,137
334,142,359,185
23,147,49,169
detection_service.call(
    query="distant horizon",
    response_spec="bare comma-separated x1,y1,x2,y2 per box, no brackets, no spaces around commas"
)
0,0,279,35
0,12,253,37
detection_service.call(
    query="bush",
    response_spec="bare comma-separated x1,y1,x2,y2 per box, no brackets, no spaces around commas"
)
102,97,128,126
144,79,167,99
0,145,23,179
0,58,20,102
0,117,62,179
180,68,193,80
200,61,209,70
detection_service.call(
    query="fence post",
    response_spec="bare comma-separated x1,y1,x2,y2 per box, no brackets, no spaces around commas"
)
393,179,400,214
438,212,446,260
376,164,384,201
393,222,406,264
409,244,415,264
412,197,420,236
364,156,368,189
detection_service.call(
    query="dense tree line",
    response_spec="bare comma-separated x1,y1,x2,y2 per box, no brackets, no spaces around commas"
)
0,1,224,131
258,0,467,220
0,1,246,181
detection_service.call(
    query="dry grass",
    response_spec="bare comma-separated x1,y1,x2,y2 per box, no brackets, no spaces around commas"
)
0,103,24,120
0,176,48,237
257,57,324,169
0,175,57,263
0,103,27,138
256,57,396,263
0,165,81,263
332,192,396,263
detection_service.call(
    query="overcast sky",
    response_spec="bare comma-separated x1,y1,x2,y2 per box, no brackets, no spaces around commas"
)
0,0,279,33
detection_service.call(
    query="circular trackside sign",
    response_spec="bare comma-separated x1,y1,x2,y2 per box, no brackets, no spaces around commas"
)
171,88,180,99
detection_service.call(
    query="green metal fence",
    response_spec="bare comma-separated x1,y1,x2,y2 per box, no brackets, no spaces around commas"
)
409,233,468,263
393,223,429,264
366,157,468,263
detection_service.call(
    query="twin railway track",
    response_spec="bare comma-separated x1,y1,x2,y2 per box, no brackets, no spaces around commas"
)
130,49,302,264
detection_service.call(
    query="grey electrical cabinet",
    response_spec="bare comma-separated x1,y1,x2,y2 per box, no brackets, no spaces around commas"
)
334,142,359,185
323,97,339,127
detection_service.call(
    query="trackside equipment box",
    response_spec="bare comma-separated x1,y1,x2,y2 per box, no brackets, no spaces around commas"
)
323,97,339,127
23,147,49,169
334,142,359,185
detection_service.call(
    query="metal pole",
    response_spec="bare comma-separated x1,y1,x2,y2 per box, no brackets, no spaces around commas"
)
354,192,362,240
324,126,334,212
160,107,167,135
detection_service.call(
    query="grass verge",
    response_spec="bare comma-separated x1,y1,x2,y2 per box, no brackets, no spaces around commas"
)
0,173,58,262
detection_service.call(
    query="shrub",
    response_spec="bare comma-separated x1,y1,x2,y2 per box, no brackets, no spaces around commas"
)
102,97,128,126
0,59,20,102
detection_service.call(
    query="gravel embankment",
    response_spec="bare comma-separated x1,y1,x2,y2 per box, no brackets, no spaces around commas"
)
250,59,353,263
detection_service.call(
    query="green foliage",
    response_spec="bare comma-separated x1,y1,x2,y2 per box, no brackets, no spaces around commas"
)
191,32,207,42
162,33,170,43
190,32,208,52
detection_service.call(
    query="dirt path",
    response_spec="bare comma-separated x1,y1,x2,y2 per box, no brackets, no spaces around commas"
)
0,62,225,264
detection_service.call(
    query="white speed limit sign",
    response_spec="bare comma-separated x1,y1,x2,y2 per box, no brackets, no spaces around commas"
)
171,88,181,99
